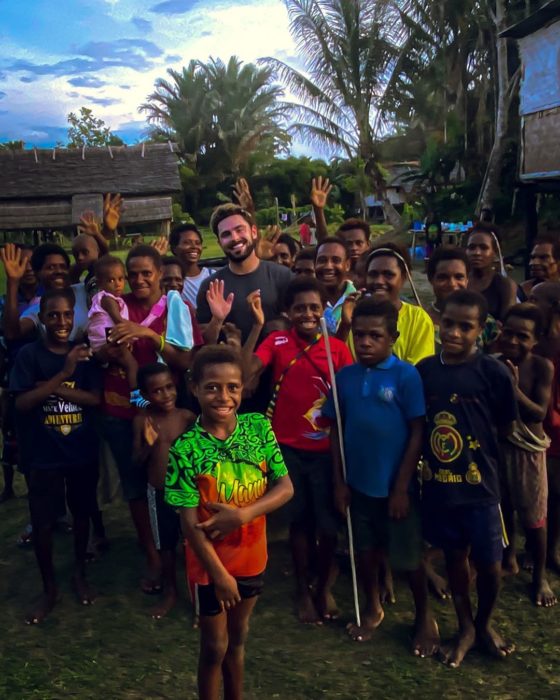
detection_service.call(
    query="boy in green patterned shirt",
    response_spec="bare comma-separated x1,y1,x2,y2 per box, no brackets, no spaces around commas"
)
165,345,293,700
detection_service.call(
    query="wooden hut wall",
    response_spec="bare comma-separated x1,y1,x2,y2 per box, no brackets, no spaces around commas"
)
0,196,173,231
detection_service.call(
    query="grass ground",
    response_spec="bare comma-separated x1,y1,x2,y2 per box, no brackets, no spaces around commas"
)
1,471,560,700
0,228,548,699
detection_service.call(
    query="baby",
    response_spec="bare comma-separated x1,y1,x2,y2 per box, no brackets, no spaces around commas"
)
87,255,128,352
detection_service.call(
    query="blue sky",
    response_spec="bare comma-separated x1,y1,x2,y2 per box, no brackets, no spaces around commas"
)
0,0,298,147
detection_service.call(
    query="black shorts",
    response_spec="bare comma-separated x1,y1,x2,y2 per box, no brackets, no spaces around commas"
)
28,464,98,528
195,575,264,617
147,485,180,551
423,502,507,566
280,445,338,536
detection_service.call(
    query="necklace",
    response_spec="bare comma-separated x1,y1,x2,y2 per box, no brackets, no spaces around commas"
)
431,301,441,313
439,351,447,365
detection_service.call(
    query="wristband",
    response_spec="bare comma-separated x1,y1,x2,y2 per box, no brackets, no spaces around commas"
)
159,334,165,353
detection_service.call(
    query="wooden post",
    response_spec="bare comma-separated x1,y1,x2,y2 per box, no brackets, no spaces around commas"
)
525,185,538,278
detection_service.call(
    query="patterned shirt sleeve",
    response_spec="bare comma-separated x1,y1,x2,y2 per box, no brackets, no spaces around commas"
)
164,437,200,508
257,415,288,481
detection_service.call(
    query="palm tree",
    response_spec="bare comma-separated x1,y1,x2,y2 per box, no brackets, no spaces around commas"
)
260,0,406,227
140,60,214,169
140,57,290,184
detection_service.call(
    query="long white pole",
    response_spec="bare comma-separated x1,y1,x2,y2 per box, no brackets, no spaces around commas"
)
320,317,361,627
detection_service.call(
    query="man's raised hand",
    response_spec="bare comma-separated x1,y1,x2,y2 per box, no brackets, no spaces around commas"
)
78,210,102,237
150,236,169,255
310,176,332,210
256,225,281,261
206,279,234,322
103,193,123,233
0,243,27,281
232,177,255,214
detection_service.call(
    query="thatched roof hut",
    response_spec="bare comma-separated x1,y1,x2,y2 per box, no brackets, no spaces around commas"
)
0,143,181,232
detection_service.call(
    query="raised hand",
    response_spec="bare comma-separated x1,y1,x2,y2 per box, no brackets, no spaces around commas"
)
310,176,332,209
143,416,159,447
222,322,242,348
232,177,254,214
206,279,234,322
247,290,265,326
63,344,92,377
256,225,281,261
340,291,362,327
103,193,123,233
0,243,27,281
150,236,169,255
78,210,102,237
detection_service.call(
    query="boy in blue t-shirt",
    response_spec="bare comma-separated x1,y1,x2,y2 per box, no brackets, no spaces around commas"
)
10,288,101,625
323,298,439,656
417,289,517,668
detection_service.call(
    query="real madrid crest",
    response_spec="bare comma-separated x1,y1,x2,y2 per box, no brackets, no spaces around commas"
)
429,411,463,464
465,462,482,485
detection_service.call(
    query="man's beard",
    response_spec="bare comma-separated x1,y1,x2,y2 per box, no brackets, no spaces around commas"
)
225,240,256,263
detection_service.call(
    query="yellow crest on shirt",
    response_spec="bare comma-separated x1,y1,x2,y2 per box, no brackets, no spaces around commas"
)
430,411,463,464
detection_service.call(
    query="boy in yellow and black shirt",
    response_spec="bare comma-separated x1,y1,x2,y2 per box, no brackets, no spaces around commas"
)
418,289,517,669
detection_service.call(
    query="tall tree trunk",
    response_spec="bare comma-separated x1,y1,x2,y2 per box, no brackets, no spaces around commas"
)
477,0,518,215
363,157,403,230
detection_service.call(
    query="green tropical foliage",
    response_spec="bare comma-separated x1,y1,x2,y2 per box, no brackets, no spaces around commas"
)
261,0,406,226
140,56,290,188
66,107,124,147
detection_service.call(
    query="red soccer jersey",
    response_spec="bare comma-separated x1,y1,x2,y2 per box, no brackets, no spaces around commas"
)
255,328,353,452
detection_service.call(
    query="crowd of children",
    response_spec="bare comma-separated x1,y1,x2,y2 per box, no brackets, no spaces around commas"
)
2,181,560,699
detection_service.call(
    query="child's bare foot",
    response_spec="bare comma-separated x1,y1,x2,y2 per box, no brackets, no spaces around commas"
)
426,568,450,600
476,624,515,659
522,552,534,572
25,590,58,625
140,575,162,595
438,625,476,668
73,573,96,605
533,578,557,607
296,590,321,624
346,608,384,642
316,589,339,621
412,614,440,657
151,590,177,619
192,613,200,629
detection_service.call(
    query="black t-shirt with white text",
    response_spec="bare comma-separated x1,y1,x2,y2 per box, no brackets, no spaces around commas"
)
417,352,517,508
10,341,100,470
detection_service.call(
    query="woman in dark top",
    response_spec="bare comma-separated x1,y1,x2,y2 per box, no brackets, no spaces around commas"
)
466,227,517,321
